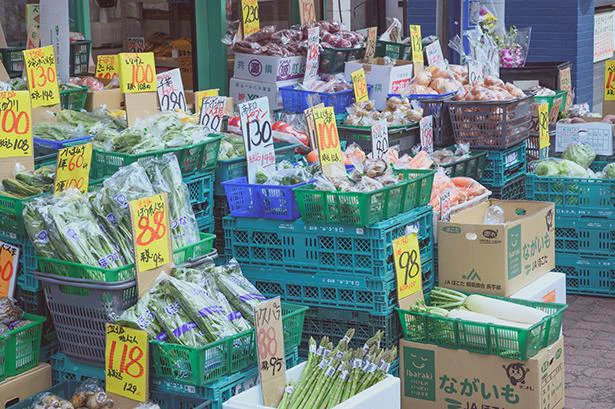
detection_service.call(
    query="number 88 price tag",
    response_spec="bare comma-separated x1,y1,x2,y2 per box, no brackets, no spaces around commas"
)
393,233,423,303
105,324,148,402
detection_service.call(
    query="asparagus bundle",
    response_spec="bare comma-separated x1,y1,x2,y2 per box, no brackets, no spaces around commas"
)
278,330,396,409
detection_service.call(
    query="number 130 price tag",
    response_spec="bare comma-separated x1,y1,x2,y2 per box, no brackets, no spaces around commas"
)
239,97,276,183
105,324,148,402
393,233,423,305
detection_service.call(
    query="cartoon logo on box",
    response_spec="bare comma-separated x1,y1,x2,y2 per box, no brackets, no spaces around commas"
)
503,363,529,386
545,209,554,232
482,229,498,239
248,59,263,76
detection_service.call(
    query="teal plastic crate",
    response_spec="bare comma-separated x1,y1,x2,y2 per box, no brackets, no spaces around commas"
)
486,173,526,200
556,253,615,296
246,258,433,316
0,233,38,286
478,140,527,187
223,205,433,282
185,171,214,221
555,216,615,256
214,195,230,258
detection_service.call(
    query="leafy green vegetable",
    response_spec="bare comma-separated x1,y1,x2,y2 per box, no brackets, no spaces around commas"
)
214,260,266,325
562,143,596,169
118,293,168,341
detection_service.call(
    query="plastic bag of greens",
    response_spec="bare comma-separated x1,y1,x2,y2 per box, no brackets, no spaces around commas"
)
118,293,168,341
562,143,596,169
23,197,56,258
602,162,615,179
141,155,200,249
214,259,266,325
205,276,251,332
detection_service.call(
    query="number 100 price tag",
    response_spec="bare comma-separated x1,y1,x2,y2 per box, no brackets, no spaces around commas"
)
393,233,423,305
0,91,32,159
105,324,148,402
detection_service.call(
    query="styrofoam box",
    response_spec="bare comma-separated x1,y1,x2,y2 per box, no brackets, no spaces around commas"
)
510,272,566,304
234,53,306,83
555,121,614,156
222,362,400,409
230,77,299,111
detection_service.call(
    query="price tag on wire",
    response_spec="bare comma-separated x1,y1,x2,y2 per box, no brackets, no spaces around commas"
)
299,0,316,25
538,102,550,149
195,89,219,115
254,297,286,407
241,0,260,37
419,115,434,154
393,233,423,308
371,119,389,160
409,25,424,72
23,45,60,107
351,68,369,103
313,106,345,178
425,40,446,69
105,324,149,402
238,97,276,183
199,96,226,132
54,143,92,194
0,242,19,298
95,55,120,81
156,68,186,112
0,91,33,159
467,60,484,85
118,52,157,93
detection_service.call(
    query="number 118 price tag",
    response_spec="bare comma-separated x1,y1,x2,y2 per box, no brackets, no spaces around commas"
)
393,233,423,307
105,324,148,402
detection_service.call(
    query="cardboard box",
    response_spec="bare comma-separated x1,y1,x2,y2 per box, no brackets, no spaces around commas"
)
229,77,299,111
511,272,566,304
400,337,565,409
86,88,124,112
0,364,51,409
555,118,614,156
438,200,555,296
233,53,306,83
344,58,413,110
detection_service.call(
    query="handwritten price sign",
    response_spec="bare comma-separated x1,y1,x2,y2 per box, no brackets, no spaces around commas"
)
538,103,550,149
23,45,60,107
119,53,157,93
409,25,424,70
425,40,446,69
95,55,120,81
254,297,286,407
419,115,434,154
393,233,423,304
54,143,92,194
303,27,320,83
0,91,32,159
129,193,171,274
0,242,19,298
105,324,148,402
199,96,226,132
364,27,378,61
195,89,219,115
351,68,369,103
371,119,389,160
313,106,344,177
239,97,276,183
299,0,316,25
468,60,484,85
242,0,260,36
156,69,187,112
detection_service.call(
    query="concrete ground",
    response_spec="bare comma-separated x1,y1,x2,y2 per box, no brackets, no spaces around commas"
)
564,295,615,409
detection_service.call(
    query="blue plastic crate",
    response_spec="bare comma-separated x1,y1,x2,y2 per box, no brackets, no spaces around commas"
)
555,215,615,256
184,171,214,221
478,140,527,187
246,258,433,316
279,85,372,114
223,205,433,281
214,143,298,195
34,135,92,157
222,177,310,220
556,253,615,297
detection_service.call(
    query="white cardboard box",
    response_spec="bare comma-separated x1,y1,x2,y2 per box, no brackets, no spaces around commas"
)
511,271,566,304
222,362,400,409
233,53,306,83
344,58,413,110
230,77,298,111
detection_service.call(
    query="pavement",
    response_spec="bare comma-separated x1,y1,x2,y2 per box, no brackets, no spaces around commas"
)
564,295,615,409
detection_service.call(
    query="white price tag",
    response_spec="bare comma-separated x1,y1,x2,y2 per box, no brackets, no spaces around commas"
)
419,115,434,154
371,119,389,160
199,96,226,132
239,97,276,183
156,68,187,112
425,40,446,69
468,60,484,84
303,27,320,83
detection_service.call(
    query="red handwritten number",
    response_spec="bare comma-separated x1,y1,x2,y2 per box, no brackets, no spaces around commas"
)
131,64,154,85
66,177,85,190
2,110,30,135
68,152,84,171
136,210,166,246
108,340,144,378
317,123,339,150
0,256,12,281
29,66,56,88
257,327,278,358
108,340,117,370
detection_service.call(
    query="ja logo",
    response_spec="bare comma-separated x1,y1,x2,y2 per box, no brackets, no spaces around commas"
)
463,268,482,281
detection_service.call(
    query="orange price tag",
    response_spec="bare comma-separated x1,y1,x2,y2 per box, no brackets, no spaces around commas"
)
54,143,92,194
105,324,149,402
118,53,157,93
241,0,260,36
0,91,33,159
0,242,19,298
95,55,120,81
351,68,369,103
393,233,423,303
313,106,344,177
128,193,171,274
23,45,60,107
605,60,615,101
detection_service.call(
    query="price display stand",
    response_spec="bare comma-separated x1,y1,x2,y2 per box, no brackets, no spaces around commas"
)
394,234,424,309
0,241,19,298
0,90,34,181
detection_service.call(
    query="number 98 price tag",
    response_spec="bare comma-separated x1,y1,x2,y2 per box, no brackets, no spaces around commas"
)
393,233,423,303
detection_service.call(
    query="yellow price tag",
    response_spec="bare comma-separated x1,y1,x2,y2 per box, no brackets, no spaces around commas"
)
54,143,92,194
0,91,33,159
313,107,344,172
195,88,220,115
605,60,615,101
0,242,19,298
538,103,550,149
96,55,120,81
241,0,260,36
23,45,60,107
105,324,149,402
393,233,422,301
409,25,424,67
118,53,157,93
128,193,172,273
351,68,369,103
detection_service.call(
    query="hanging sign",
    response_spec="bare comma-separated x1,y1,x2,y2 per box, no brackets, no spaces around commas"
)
468,60,484,84
23,46,60,107
199,96,226,132
364,27,378,61
419,115,434,154
95,55,120,81
195,89,219,116
241,0,260,36
299,0,317,25
254,297,286,407
26,4,40,50
409,25,424,72
425,40,446,69
394,234,423,309
371,119,389,160
313,106,345,177
105,324,149,402
238,97,276,183
118,52,157,93
0,91,33,159
0,242,19,298
156,69,187,112
351,68,369,103
303,27,320,83
538,103,550,149
54,143,92,194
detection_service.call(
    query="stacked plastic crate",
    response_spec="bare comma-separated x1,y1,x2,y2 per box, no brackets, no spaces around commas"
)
477,141,527,200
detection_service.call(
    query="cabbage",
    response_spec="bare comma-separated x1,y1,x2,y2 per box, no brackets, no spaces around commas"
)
602,163,615,179
535,160,560,176
562,143,596,169
534,158,590,178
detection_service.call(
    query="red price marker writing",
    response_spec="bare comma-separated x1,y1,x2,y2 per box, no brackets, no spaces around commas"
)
96,55,120,81
119,53,157,93
54,143,92,194
0,91,33,159
393,233,423,304
313,106,344,177
23,46,60,107
0,242,18,298
105,324,148,402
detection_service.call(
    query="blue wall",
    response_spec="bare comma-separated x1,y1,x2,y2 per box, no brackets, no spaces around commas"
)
406,0,438,37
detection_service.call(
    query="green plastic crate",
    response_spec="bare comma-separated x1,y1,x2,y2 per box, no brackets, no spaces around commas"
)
533,90,567,118
173,232,215,264
0,46,25,78
150,302,308,387
91,135,222,180
294,169,434,226
60,85,88,110
320,46,365,74
397,295,567,360
0,313,45,382
375,40,411,60
337,121,420,156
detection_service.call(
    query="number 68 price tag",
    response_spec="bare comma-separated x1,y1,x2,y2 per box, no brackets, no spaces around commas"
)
105,324,148,402
393,233,423,307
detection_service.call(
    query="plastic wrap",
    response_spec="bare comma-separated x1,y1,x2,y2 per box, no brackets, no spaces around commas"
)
214,259,265,325
69,379,114,409
484,205,505,224
118,293,168,341
0,298,24,324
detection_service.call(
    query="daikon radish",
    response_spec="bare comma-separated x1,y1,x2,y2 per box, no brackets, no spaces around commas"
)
465,294,547,325
447,309,532,329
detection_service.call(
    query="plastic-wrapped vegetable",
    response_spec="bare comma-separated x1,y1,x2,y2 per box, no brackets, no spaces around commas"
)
0,298,24,324
69,379,114,409
602,162,615,179
255,161,313,185
1,165,55,198
23,198,56,258
117,293,168,341
561,143,596,169
31,393,73,409
214,260,266,325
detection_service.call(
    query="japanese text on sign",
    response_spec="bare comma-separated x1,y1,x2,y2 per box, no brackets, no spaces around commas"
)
127,37,146,53
105,324,148,402
393,234,422,301
195,89,219,116
199,96,226,132
313,106,344,177
129,193,171,273
119,53,157,93
0,242,19,298
371,119,389,160
156,68,186,112
95,55,120,81
364,27,378,61
605,60,615,101
0,91,32,159
419,115,434,154
425,40,446,69
23,46,60,107
242,0,260,36
299,0,316,25
303,27,320,83
351,68,369,103
538,103,550,149
468,60,484,85
254,297,286,407
239,97,276,183
409,25,424,67
54,143,92,194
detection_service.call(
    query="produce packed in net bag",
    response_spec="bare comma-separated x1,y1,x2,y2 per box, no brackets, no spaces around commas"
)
30,379,114,409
